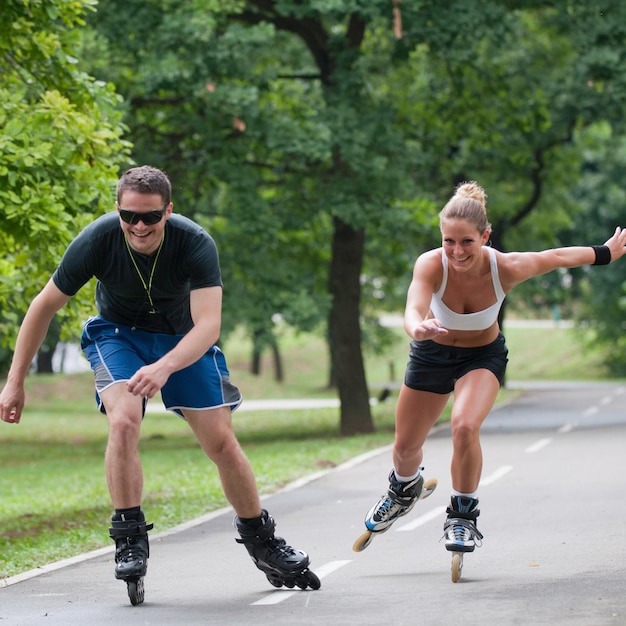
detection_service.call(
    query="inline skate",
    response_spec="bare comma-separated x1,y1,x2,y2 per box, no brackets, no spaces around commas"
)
443,495,483,583
353,469,437,552
109,513,154,605
235,509,320,590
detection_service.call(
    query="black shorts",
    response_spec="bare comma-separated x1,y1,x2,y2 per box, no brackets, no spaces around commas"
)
403,332,509,395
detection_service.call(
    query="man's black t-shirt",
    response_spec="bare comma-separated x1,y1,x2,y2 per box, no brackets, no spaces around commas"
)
53,212,222,334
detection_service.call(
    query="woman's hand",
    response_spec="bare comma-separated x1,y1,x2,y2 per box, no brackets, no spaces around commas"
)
409,319,448,341
603,226,626,262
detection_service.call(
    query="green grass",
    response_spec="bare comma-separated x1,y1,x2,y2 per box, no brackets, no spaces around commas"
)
0,323,616,580
504,324,611,380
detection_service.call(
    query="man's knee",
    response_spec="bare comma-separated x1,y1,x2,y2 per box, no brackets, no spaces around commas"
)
106,408,142,445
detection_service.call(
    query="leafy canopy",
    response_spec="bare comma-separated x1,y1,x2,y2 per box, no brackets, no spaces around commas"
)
0,0,130,346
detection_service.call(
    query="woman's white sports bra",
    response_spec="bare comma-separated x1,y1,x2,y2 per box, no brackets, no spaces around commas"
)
429,246,506,331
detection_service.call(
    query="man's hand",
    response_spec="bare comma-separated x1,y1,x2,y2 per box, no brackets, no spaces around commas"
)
0,381,25,424
126,362,172,399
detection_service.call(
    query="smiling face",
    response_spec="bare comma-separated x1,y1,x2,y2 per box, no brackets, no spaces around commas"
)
117,190,172,255
441,218,490,272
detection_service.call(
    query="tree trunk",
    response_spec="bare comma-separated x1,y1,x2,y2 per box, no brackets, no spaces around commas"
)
37,318,61,374
328,216,374,435
251,329,284,382
36,345,55,374
270,338,284,383
251,329,262,375
326,340,337,390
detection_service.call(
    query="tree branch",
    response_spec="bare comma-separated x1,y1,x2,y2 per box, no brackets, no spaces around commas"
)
232,2,334,82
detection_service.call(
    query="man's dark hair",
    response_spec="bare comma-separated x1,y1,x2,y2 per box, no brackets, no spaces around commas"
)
116,165,171,205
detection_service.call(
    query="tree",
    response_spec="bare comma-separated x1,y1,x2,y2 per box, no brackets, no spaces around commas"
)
82,0,626,434
0,0,130,361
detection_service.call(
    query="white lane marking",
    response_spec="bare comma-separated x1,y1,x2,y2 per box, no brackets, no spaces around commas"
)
252,560,351,606
558,422,576,433
398,466,513,532
396,505,447,532
252,589,298,605
600,395,613,405
525,438,552,454
479,465,513,486
309,559,352,578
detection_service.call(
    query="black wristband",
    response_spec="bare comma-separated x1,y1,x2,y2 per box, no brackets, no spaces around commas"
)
591,245,611,265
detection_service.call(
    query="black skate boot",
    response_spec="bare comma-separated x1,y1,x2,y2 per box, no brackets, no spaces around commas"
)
108,512,154,605
235,509,320,590
443,495,483,553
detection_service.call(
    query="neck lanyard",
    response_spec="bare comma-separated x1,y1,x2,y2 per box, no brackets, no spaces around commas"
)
124,232,165,314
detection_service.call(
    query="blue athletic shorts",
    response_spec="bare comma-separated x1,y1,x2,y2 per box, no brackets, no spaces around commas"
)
403,332,509,395
80,316,243,417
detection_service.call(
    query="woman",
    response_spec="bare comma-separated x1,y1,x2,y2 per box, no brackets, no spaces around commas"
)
359,181,626,559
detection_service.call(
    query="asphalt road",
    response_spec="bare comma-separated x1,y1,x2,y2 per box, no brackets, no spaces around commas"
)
2,381,626,625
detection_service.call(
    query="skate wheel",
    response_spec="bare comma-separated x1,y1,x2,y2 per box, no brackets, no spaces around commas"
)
352,530,374,552
420,478,438,500
451,552,463,583
304,570,321,590
127,577,145,605
266,572,283,588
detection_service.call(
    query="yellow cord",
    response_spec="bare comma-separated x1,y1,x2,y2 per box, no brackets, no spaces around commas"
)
124,232,165,313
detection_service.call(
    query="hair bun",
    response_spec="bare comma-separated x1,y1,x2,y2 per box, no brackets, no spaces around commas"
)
455,181,487,208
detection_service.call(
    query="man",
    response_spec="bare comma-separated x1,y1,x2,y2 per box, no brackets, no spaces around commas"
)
0,166,319,603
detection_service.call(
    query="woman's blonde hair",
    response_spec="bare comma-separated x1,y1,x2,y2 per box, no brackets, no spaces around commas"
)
439,181,491,234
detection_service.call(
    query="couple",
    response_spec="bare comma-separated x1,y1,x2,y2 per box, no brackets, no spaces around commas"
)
2,167,624,595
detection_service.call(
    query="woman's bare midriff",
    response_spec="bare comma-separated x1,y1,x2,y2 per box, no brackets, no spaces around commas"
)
431,322,500,348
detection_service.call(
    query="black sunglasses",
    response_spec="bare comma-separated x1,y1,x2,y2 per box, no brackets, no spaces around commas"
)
118,207,167,226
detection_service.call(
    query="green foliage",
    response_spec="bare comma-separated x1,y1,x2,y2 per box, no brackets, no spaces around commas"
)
78,0,626,374
0,0,131,346
81,1,434,345
567,123,626,373
383,1,626,327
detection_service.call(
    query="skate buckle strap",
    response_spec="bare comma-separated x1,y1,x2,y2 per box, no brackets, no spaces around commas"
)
388,487,417,507
109,520,154,538
445,505,479,521
236,533,296,556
